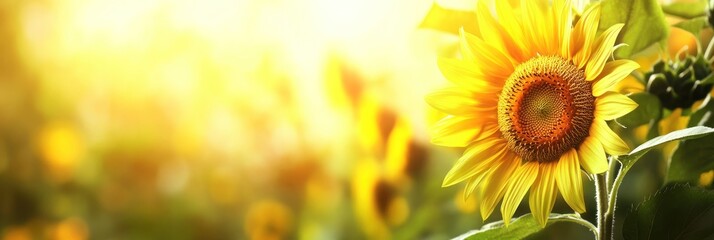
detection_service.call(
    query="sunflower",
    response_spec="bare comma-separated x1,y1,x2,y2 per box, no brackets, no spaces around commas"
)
426,0,639,226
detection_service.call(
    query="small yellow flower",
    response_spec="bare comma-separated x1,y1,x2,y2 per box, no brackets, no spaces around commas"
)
426,0,638,226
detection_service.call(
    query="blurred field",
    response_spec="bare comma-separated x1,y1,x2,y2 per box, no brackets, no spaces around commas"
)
0,0,667,239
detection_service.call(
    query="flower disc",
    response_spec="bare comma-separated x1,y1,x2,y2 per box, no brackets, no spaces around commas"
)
498,56,594,163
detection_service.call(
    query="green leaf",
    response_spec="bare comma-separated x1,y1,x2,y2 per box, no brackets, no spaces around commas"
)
661,0,708,19
453,214,596,240
674,16,710,36
618,126,714,172
418,3,477,35
687,95,714,128
667,96,714,183
623,183,714,240
599,0,669,58
616,92,662,128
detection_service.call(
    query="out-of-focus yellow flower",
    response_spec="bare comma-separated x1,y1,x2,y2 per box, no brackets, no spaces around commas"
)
208,168,239,206
244,200,294,240
352,160,409,240
2,226,31,240
454,188,478,213
357,93,396,156
699,170,714,187
667,27,698,59
324,54,364,111
384,118,428,184
37,122,84,182
49,218,88,240
304,172,342,214
427,0,638,226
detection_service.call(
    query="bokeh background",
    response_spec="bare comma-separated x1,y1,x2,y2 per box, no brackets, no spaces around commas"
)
0,0,704,239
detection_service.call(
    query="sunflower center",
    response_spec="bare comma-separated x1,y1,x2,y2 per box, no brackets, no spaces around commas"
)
498,56,594,163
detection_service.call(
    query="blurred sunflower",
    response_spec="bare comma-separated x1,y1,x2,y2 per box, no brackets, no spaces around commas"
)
244,200,294,240
352,161,409,240
426,0,638,226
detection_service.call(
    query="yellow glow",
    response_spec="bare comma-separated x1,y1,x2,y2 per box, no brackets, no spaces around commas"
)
699,170,714,187
52,218,89,240
38,122,84,181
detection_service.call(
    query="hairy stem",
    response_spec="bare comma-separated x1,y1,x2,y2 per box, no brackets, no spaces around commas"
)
595,173,609,240
606,161,628,240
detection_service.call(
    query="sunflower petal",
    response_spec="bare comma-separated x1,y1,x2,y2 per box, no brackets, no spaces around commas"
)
500,162,539,225
463,174,486,201
425,87,497,116
578,135,608,174
458,28,476,62
592,60,640,96
442,138,508,187
585,23,624,80
592,118,630,156
495,0,528,60
461,30,515,78
570,3,600,67
555,0,573,57
595,91,639,120
480,153,520,220
437,58,503,93
521,0,550,55
555,148,586,213
478,0,525,61
529,162,558,227
431,116,499,147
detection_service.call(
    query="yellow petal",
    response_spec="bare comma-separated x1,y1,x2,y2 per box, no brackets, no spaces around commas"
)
555,0,573,57
477,0,524,61
585,23,624,80
578,135,608,174
592,60,640,96
500,162,539,225
570,3,601,67
555,149,586,213
480,153,520,220
437,58,503,93
595,91,639,120
528,162,558,227
463,174,486,201
520,0,550,55
425,87,497,116
461,30,515,78
495,0,528,60
431,116,499,147
442,138,508,187
592,118,630,156
458,28,476,62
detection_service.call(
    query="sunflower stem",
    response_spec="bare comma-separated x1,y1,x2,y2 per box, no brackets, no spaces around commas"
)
606,160,628,240
595,173,610,240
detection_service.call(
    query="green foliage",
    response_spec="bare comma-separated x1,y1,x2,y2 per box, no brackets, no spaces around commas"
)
623,184,714,240
418,3,477,35
668,97,714,183
452,214,595,240
661,0,708,19
618,126,714,173
599,0,669,58
674,16,710,36
617,92,661,128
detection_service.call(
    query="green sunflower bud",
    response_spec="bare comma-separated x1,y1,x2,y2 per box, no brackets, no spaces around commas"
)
647,73,669,95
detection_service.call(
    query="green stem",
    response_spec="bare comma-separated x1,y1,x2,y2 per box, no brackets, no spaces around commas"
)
606,161,628,240
595,173,609,240
605,156,617,192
